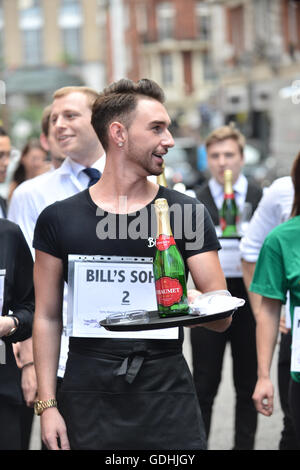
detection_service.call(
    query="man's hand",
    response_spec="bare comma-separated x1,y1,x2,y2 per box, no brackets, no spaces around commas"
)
41,407,70,450
21,364,37,407
252,377,274,416
279,315,290,335
0,316,16,337
187,289,202,304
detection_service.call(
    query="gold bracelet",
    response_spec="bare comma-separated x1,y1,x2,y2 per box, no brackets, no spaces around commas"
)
34,398,58,416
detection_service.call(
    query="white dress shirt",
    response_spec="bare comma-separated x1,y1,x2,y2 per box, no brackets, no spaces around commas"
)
8,154,106,377
240,176,294,262
8,155,106,253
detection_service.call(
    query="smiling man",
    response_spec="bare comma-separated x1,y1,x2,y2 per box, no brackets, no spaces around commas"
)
32,78,231,450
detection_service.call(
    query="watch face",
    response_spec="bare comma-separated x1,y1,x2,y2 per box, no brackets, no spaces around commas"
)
34,402,42,415
34,399,57,415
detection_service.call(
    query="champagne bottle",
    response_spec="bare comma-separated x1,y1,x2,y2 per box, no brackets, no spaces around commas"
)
156,162,168,187
153,198,189,317
220,169,238,236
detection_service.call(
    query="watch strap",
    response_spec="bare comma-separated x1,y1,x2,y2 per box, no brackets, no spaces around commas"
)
34,398,58,416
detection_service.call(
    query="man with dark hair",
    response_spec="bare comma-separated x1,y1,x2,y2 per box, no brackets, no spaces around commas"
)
33,78,231,450
0,126,11,218
191,124,262,449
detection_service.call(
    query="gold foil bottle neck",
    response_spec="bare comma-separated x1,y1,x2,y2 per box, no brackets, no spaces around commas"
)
224,169,233,195
156,163,168,187
154,198,173,237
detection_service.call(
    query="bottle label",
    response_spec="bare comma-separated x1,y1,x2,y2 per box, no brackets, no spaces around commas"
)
223,193,234,199
220,217,226,232
155,277,183,307
156,235,176,251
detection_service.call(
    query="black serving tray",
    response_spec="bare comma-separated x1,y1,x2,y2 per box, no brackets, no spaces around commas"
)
100,309,235,332
218,235,241,240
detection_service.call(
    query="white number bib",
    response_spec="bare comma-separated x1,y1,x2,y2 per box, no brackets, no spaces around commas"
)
291,307,300,373
67,255,178,340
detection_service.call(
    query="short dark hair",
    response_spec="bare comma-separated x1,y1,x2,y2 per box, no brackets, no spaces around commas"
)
0,126,8,137
91,78,165,151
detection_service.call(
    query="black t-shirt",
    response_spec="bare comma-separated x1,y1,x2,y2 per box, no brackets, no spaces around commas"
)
0,218,34,403
33,186,220,349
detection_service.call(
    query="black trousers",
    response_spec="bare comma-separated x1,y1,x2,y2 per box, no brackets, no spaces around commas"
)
289,379,300,447
0,402,22,450
190,278,257,449
278,331,300,450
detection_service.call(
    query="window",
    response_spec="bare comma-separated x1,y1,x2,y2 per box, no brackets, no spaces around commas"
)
62,27,82,62
136,2,148,35
227,5,245,60
59,0,82,63
18,0,43,66
286,0,300,51
22,29,42,65
0,0,3,67
202,51,215,80
195,2,211,40
60,0,81,17
18,0,42,22
160,52,173,86
157,2,175,40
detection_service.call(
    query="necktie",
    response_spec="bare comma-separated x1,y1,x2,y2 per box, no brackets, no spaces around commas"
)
83,168,101,187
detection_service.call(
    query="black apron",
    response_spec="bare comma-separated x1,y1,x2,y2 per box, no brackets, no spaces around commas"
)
58,338,207,450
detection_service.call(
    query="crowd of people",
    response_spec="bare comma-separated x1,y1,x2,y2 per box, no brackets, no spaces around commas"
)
0,78,299,451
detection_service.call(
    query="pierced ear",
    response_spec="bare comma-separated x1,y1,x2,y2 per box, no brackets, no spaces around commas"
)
109,121,126,146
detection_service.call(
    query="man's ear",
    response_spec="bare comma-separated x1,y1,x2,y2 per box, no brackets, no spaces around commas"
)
40,133,50,152
109,121,127,147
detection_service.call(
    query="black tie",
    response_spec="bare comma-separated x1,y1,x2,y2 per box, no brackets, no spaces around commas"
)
83,168,101,187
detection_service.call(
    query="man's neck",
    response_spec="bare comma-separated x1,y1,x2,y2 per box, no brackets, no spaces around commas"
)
90,171,159,214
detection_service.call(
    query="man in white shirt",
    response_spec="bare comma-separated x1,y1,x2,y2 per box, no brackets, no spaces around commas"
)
191,123,262,449
240,176,294,312
240,175,298,450
8,86,106,411
0,127,11,218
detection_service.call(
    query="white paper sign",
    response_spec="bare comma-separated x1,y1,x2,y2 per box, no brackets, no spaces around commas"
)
218,238,242,278
67,256,178,340
291,307,300,373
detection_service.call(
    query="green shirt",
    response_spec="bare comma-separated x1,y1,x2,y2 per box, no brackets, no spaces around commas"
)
250,215,300,383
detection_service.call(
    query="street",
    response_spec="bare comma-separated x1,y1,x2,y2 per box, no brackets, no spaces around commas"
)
29,330,283,451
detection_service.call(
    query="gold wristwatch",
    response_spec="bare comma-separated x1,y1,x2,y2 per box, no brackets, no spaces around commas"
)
34,398,58,416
